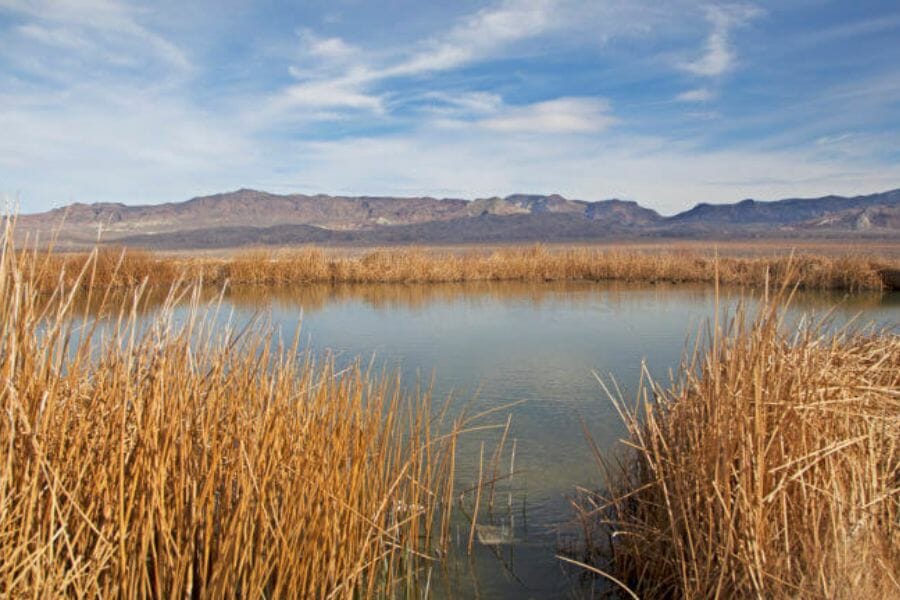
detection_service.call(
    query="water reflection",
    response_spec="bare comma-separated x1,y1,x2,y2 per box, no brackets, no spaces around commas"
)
68,279,897,319
227,281,897,318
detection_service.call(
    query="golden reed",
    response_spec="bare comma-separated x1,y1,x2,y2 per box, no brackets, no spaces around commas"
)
0,220,465,598
37,244,893,292
573,282,900,598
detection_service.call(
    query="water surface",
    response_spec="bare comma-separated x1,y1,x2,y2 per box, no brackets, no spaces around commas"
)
135,281,900,598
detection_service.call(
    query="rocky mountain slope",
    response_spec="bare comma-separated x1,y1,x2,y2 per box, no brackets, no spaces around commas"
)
13,188,899,249
667,189,900,232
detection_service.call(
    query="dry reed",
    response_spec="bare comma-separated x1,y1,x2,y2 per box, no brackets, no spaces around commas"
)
0,221,464,598
35,245,894,293
573,282,900,598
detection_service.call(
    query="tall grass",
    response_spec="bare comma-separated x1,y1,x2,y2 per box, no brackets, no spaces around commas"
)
0,221,463,598
37,245,893,292
573,284,900,598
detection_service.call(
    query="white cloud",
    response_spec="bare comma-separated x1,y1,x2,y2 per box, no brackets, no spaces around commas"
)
676,87,715,102
2,0,897,216
260,0,570,122
268,0,563,117
298,29,358,61
8,105,899,214
680,4,762,77
0,87,257,205
419,91,505,117
262,1,685,121
0,0,247,206
384,0,559,77
278,129,900,214
17,23,93,50
275,79,385,113
815,133,854,146
2,0,191,79
479,98,616,134
424,96,616,134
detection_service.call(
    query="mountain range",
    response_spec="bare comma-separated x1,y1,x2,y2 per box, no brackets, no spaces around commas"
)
13,188,900,249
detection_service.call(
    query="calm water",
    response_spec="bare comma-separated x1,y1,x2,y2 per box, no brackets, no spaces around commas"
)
132,281,900,598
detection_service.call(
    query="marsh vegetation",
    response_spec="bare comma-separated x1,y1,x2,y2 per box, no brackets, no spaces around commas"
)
575,285,900,598
3,220,899,598
34,243,897,292
0,223,470,598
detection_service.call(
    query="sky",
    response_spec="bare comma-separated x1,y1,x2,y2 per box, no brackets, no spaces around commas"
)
1,0,899,215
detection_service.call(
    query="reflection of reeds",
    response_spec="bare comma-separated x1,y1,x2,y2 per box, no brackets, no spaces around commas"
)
37,245,894,292
0,222,463,597
572,282,900,598
59,278,893,341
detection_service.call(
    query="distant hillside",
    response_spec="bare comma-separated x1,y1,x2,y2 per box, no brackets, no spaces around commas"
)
116,213,652,250
13,187,900,249
670,189,900,229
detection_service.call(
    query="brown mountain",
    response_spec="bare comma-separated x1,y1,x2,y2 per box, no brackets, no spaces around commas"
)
799,204,900,232
12,188,899,249
17,189,470,242
668,189,900,229
115,213,653,250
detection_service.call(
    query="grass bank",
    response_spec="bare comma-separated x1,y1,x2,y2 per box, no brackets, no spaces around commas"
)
0,224,464,597
573,287,900,598
36,244,895,292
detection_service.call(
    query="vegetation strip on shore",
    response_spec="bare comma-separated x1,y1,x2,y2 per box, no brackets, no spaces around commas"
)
574,283,900,598
37,244,897,292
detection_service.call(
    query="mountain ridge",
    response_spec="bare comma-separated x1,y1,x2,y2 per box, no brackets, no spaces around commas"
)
13,187,900,249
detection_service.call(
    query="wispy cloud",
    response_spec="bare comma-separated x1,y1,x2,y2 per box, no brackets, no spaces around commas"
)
274,77,385,113
790,11,900,48
478,98,616,134
676,87,715,102
420,91,505,117
266,0,683,122
17,23,94,50
0,0,248,204
267,0,564,119
383,0,559,77
425,95,616,134
0,86,255,203
281,129,900,214
298,29,359,61
1,0,897,213
1,0,191,72
680,4,762,77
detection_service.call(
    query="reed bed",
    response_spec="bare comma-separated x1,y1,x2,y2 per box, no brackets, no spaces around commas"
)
0,223,465,598
36,245,893,293
573,285,900,598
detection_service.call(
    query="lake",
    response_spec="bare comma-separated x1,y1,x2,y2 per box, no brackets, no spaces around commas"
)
141,281,900,598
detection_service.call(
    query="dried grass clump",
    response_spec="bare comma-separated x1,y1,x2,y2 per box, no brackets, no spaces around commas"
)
0,221,460,598
33,246,182,290
575,285,900,598
31,245,893,293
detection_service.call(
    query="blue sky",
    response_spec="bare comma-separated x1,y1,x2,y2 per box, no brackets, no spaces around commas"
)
1,0,899,214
